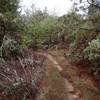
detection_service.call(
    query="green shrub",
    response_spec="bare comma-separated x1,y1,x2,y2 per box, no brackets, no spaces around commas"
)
84,38,100,61
83,38,100,76
0,36,20,58
21,34,33,47
67,42,84,63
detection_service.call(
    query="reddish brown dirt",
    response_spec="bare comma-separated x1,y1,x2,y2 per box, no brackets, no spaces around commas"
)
36,51,83,100
36,49,100,100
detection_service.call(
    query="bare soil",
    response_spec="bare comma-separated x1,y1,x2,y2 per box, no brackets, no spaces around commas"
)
36,49,100,100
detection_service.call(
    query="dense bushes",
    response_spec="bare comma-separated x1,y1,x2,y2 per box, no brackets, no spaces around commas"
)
0,36,20,60
20,3,100,76
83,38,100,76
84,38,100,61
0,0,100,77
65,1,100,76
0,0,100,99
58,12,83,45
21,10,59,48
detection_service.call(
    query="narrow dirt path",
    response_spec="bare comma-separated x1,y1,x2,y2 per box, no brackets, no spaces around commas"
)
35,52,83,100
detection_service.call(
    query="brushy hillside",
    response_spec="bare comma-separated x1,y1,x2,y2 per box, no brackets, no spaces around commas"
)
0,0,100,99
0,48,45,99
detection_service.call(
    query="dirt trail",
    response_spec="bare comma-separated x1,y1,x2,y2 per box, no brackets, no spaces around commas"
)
36,52,83,100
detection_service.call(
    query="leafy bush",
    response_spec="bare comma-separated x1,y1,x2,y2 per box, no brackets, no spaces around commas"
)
21,34,33,47
0,36,20,58
66,41,84,64
84,38,100,61
66,11,100,64
58,11,83,45
82,37,100,76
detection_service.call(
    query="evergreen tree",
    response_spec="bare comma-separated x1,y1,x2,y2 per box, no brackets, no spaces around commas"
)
0,0,20,45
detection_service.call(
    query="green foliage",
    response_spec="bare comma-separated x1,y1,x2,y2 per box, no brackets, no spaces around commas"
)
0,0,22,64
21,9,59,48
38,16,58,44
84,38,100,61
0,0,100,77
3,37,19,52
0,36,20,58
66,1,100,76
67,42,83,63
0,0,20,31
0,0,19,14
84,37,100,76
21,34,33,47
0,0,22,52
58,11,83,45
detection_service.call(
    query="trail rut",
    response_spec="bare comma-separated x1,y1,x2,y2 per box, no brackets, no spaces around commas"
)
35,52,83,100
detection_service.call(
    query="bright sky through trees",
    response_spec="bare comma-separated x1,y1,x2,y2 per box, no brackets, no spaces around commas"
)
21,0,73,16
